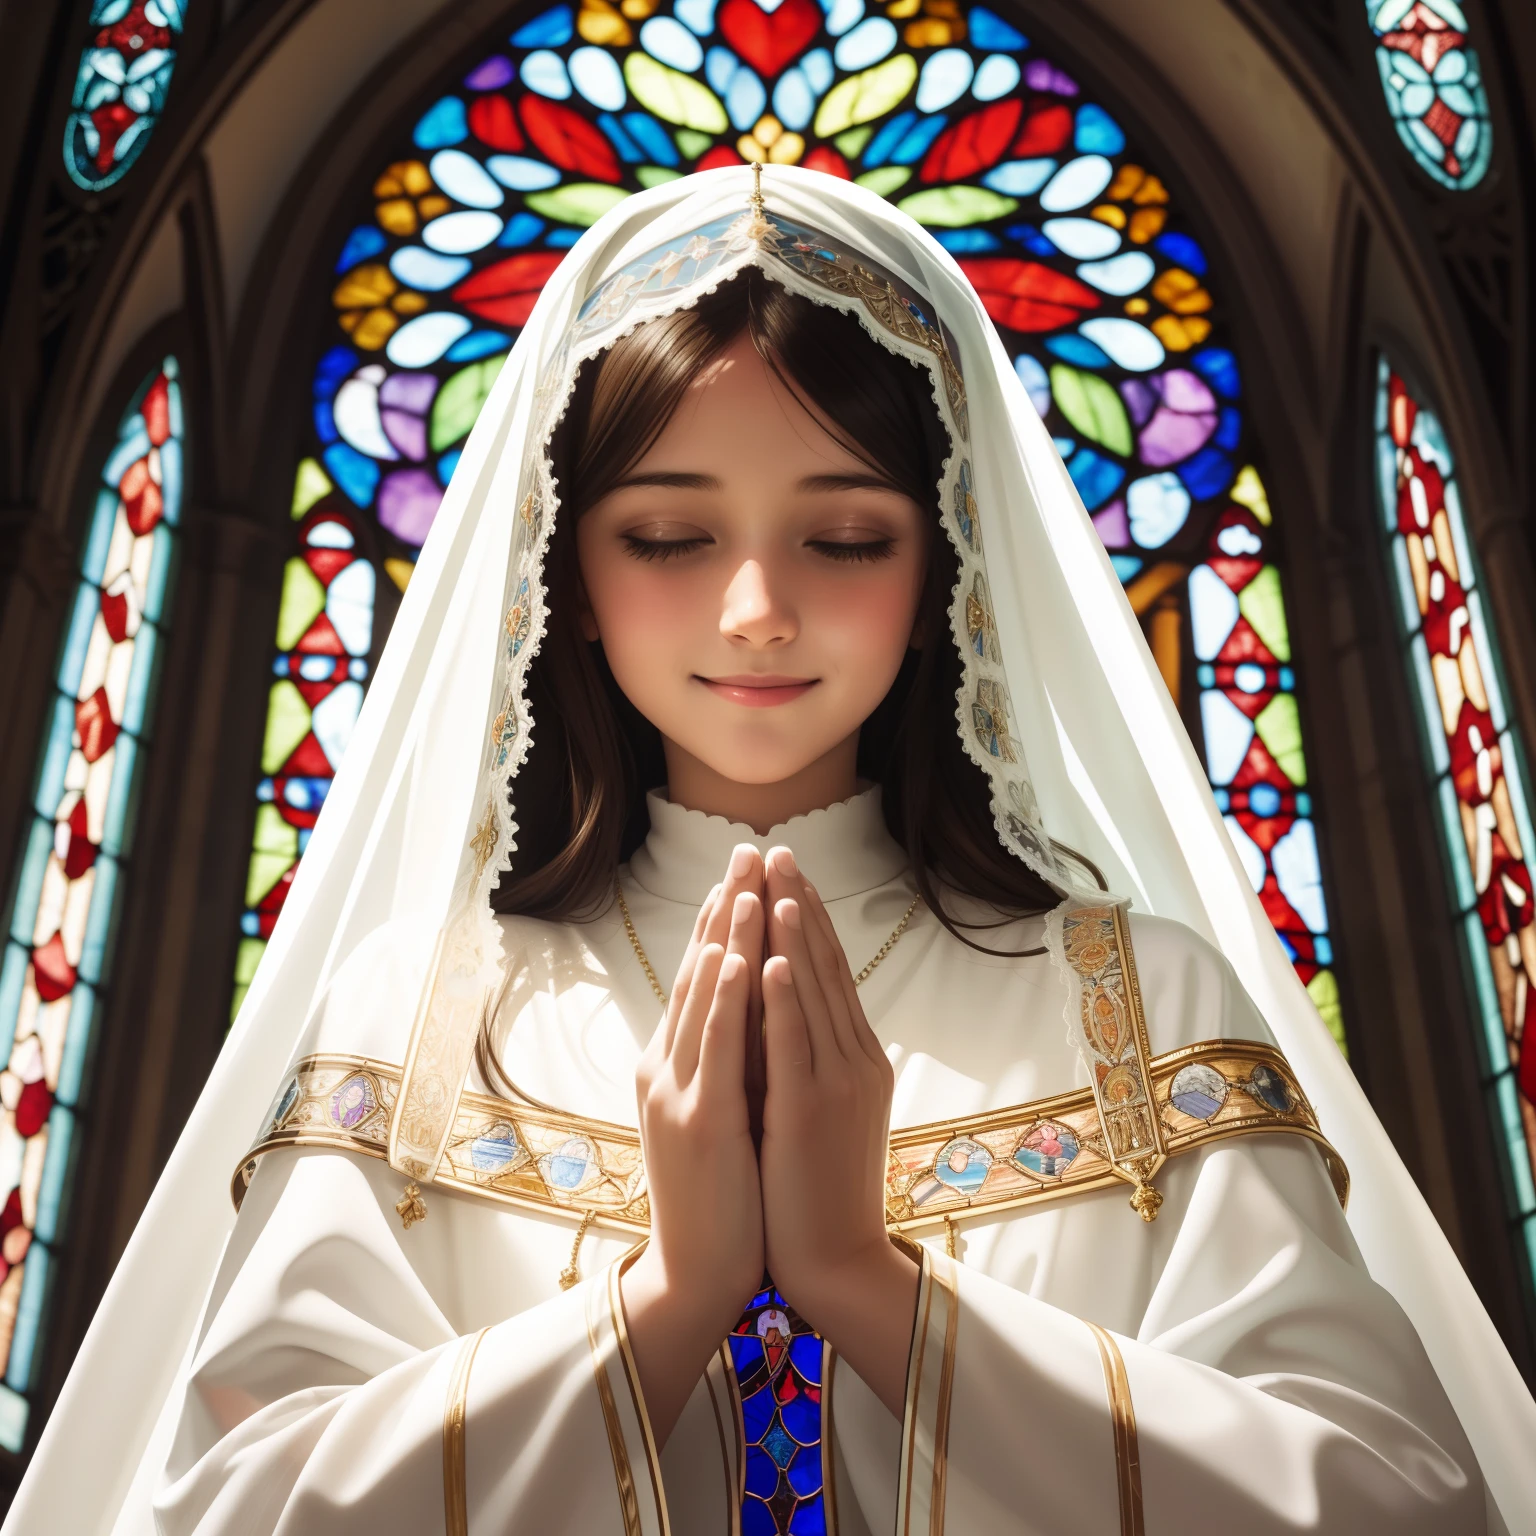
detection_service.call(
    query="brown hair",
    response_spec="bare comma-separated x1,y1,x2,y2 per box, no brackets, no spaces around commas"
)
492,267,1068,946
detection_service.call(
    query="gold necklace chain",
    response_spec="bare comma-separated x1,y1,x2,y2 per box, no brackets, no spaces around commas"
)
616,884,922,1006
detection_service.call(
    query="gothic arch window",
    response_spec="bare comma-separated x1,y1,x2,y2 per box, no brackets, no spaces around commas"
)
0,358,184,1450
238,0,1344,1064
1365,1,1493,191
1375,357,1536,1272
64,1,188,193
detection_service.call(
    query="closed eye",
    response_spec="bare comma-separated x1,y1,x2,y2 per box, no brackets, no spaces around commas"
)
622,533,712,562
807,538,897,563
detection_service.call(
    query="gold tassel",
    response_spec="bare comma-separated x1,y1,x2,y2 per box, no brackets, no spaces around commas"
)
558,1211,596,1290
943,1215,959,1261
396,1181,427,1229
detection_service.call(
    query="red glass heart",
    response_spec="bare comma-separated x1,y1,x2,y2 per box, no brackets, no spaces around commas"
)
717,0,822,82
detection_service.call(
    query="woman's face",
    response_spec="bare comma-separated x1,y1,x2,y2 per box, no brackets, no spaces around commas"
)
576,332,929,800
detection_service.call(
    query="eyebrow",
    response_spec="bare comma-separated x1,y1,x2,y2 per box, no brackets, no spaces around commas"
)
607,470,902,495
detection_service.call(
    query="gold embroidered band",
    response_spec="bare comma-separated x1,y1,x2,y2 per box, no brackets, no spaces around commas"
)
1061,904,1167,1219
232,1036,1347,1227
1086,1321,1144,1536
896,1247,959,1536
585,1273,644,1536
443,1327,488,1536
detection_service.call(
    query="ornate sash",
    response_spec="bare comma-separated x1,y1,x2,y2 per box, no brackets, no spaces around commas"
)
232,1036,1347,1227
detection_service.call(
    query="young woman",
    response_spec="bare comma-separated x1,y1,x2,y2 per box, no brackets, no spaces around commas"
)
12,168,1529,1536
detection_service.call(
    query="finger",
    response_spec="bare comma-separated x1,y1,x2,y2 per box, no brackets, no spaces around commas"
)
672,942,724,1083
772,897,841,1067
664,884,721,1050
800,878,884,1064
698,949,750,1101
703,845,764,952
763,953,813,1093
769,851,857,1061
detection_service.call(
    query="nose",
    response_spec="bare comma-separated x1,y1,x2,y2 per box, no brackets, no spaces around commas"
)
720,558,797,648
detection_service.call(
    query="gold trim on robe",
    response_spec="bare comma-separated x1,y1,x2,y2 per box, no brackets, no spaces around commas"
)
231,1037,1348,1228
1086,1320,1144,1536
442,1327,488,1536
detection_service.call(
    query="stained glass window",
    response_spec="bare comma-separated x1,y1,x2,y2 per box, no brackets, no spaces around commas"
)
0,360,183,1451
239,0,1342,1059
1366,1,1492,190
1376,358,1536,1272
64,1,187,193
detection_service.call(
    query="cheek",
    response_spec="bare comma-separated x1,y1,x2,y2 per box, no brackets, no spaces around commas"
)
812,563,926,673
580,547,701,669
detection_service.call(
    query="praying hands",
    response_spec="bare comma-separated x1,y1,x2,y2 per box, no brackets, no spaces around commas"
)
620,844,919,1446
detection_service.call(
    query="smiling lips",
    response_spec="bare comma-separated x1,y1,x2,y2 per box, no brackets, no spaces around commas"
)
698,674,818,707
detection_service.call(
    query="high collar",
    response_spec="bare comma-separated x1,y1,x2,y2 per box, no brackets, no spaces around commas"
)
627,786,908,906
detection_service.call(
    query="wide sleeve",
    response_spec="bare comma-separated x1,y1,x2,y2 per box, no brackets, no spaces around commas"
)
894,1131,1481,1534
152,1145,666,1536
885,912,1484,1535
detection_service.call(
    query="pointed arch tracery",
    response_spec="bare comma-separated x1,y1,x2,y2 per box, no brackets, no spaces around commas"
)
235,0,1348,1096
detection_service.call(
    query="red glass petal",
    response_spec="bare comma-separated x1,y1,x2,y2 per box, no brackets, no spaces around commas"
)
1215,617,1278,668
921,100,1022,184
32,933,76,1004
294,679,337,710
14,1079,54,1139
801,146,851,180
957,259,1099,332
99,586,130,644
76,687,120,764
120,456,163,537
452,252,566,326
142,373,172,448
519,97,622,183
718,0,820,77
694,145,743,172
0,1189,22,1237
468,94,525,152
1013,102,1073,157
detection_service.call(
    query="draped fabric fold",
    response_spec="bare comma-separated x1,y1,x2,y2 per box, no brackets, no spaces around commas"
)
8,166,1533,1534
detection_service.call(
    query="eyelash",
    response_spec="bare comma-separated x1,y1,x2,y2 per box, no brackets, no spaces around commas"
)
621,536,897,564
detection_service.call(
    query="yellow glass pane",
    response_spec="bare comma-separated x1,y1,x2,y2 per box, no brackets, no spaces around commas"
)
332,264,396,310
261,680,311,776
1128,207,1165,243
1306,970,1347,1055
103,637,133,722
352,308,400,350
578,0,631,46
1254,693,1306,785
1237,564,1291,662
1107,164,1145,200
1151,268,1212,315
82,749,113,842
375,200,417,236
1092,204,1126,228
1229,465,1272,526
385,558,415,593
1149,314,1209,350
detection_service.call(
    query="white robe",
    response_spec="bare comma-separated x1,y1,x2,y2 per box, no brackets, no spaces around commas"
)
155,789,1479,1534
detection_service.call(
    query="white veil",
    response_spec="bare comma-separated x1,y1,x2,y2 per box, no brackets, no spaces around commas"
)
8,167,1533,1535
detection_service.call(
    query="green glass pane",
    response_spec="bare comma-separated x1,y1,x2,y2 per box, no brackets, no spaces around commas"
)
637,166,683,188
856,166,911,196
291,457,332,520
231,937,266,1023
1049,365,1131,456
674,127,712,158
245,803,298,908
1253,692,1305,785
275,558,326,651
1305,968,1347,1056
525,182,632,227
431,355,507,452
814,55,919,138
261,679,311,775
1236,564,1290,663
896,186,1018,227
835,125,875,158
624,54,728,132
